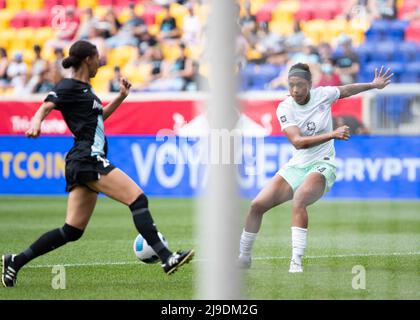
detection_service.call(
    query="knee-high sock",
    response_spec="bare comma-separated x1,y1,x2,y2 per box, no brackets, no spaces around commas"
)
291,226,307,264
130,194,172,262
13,224,84,270
239,229,257,258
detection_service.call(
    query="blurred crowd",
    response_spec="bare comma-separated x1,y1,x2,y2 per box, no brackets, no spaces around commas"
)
0,0,416,96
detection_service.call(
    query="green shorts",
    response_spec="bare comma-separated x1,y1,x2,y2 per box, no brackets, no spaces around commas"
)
277,161,337,194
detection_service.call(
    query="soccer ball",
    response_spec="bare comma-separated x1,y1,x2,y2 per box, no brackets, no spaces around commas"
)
133,232,169,264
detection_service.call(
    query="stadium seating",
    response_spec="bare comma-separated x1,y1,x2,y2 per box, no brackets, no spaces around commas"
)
0,0,418,95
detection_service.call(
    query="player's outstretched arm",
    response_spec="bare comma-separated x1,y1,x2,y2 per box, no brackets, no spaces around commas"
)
25,101,56,138
103,77,132,121
284,125,350,149
338,65,394,99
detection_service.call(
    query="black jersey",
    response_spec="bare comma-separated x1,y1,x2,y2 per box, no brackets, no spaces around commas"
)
44,78,108,161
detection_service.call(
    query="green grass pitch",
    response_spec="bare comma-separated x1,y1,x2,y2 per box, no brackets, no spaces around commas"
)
0,197,419,300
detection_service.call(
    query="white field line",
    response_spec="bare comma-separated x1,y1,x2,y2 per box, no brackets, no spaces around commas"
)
26,251,420,269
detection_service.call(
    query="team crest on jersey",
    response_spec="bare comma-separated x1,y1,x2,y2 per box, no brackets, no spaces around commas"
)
306,121,316,133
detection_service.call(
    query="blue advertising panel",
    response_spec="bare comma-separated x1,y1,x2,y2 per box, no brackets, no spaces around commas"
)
0,136,419,199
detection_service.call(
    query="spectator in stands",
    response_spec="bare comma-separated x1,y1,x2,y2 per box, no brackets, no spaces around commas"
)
289,38,320,66
87,26,107,66
402,8,420,21
77,8,100,40
158,5,181,41
318,42,333,62
333,115,370,134
106,3,146,48
182,3,202,46
132,44,165,91
239,1,257,29
46,6,80,50
109,66,121,93
333,34,360,85
315,58,342,87
33,67,55,94
99,7,122,39
285,21,306,53
24,45,48,94
0,48,9,90
53,47,68,78
340,0,396,22
371,0,397,20
146,42,193,91
255,22,284,63
7,52,28,96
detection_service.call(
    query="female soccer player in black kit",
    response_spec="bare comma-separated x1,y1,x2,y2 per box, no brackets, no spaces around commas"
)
2,40,194,287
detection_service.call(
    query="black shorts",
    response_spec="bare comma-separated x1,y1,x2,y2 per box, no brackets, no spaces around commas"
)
65,156,116,192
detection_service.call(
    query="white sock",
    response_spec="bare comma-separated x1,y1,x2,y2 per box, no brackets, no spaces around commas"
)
291,226,307,264
239,229,257,258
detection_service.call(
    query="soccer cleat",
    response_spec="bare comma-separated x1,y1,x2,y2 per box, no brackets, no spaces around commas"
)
2,254,18,287
162,249,195,275
288,259,303,273
237,255,252,269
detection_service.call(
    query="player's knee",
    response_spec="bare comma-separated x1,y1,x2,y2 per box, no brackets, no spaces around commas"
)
61,223,84,242
129,193,148,212
250,199,269,215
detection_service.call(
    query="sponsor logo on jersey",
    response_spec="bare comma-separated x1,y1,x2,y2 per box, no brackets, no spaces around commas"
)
280,115,287,123
92,100,103,110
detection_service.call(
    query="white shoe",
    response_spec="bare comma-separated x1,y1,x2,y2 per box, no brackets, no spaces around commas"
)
288,259,303,273
237,255,251,269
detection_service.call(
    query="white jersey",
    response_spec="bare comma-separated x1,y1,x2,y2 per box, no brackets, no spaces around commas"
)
276,86,340,167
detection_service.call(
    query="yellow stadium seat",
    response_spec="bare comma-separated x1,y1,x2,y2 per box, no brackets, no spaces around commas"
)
155,9,167,27
91,65,114,93
6,0,23,11
161,42,181,61
170,2,188,29
93,6,109,20
249,0,266,16
41,46,56,62
269,21,294,36
0,29,14,51
135,4,145,16
9,28,34,52
0,9,15,29
23,0,43,12
33,27,56,48
185,45,202,60
77,0,98,10
148,24,159,37
247,48,263,61
107,46,138,69
122,64,147,85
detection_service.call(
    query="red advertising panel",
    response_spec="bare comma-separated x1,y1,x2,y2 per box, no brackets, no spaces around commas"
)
0,97,361,136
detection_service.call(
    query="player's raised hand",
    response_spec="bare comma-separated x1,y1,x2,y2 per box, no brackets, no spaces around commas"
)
332,125,350,141
119,77,132,97
372,65,394,89
25,123,41,138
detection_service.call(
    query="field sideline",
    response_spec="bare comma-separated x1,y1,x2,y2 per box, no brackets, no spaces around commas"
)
0,197,419,300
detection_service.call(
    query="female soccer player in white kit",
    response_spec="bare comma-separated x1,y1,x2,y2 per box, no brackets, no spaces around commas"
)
238,63,393,272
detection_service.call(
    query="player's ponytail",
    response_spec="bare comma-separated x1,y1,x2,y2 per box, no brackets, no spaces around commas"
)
61,40,98,70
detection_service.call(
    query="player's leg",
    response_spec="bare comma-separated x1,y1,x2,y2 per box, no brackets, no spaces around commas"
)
2,186,97,287
86,168,194,275
238,174,293,268
289,172,326,273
